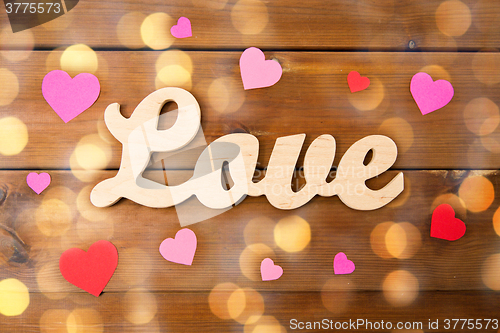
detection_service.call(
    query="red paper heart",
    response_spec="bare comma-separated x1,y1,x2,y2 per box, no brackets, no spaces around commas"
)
347,71,370,93
431,204,466,241
59,240,118,297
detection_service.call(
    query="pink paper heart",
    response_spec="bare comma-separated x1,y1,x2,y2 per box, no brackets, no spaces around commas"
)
159,228,197,265
171,17,192,38
42,70,100,123
410,72,454,115
26,172,51,194
260,258,283,281
240,47,283,90
333,252,355,275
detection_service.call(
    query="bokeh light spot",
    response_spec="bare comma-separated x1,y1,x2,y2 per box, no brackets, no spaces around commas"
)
0,278,30,316
458,175,494,212
378,117,414,153
232,288,264,324
231,0,269,35
274,215,311,252
209,282,240,320
66,308,103,333
348,77,384,111
481,253,500,290
463,98,499,136
141,13,174,50
435,0,471,37
40,309,71,333
472,49,500,85
122,288,158,324
208,77,245,114
0,70,19,106
244,216,276,247
35,198,72,237
382,270,419,307
60,44,98,76
0,116,27,155
155,65,192,90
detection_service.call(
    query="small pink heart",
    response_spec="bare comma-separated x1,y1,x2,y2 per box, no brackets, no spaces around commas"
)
260,258,283,281
410,72,454,115
42,70,100,123
159,228,197,265
240,47,283,90
170,17,192,38
333,252,355,275
26,172,51,194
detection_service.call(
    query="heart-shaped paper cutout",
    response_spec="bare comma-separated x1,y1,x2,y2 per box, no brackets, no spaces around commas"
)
159,228,197,265
42,70,101,123
334,252,355,275
240,47,283,90
59,240,118,297
26,172,51,194
171,17,192,38
260,258,283,281
347,71,370,93
431,203,466,241
410,72,454,115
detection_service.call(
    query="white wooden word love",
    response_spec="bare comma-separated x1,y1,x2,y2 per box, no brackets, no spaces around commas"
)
91,88,404,213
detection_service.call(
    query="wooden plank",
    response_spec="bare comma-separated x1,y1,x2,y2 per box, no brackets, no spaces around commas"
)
0,0,498,50
0,291,499,332
1,51,500,170
1,170,499,293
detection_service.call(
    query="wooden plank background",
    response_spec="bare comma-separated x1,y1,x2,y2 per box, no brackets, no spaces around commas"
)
1,0,500,332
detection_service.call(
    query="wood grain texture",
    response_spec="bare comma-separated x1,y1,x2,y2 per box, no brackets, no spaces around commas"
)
0,170,499,294
0,291,500,332
0,0,498,50
2,51,500,170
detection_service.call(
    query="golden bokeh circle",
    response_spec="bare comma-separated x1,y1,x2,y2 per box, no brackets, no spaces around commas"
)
231,0,269,35
60,44,98,76
472,50,500,85
347,77,385,111
378,117,414,153
117,12,147,49
232,288,264,325
370,222,395,259
141,13,174,50
382,270,419,307
463,98,500,136
156,50,193,74
274,215,311,252
0,278,30,316
0,116,27,155
40,309,71,333
122,288,158,324
155,65,192,90
0,70,20,106
209,282,240,320
418,65,451,82
435,0,472,37
243,315,287,333
244,216,276,247
385,222,421,259
481,253,500,290
493,206,500,237
208,77,245,114
458,175,494,212
66,308,103,333
35,198,73,237
76,185,109,221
